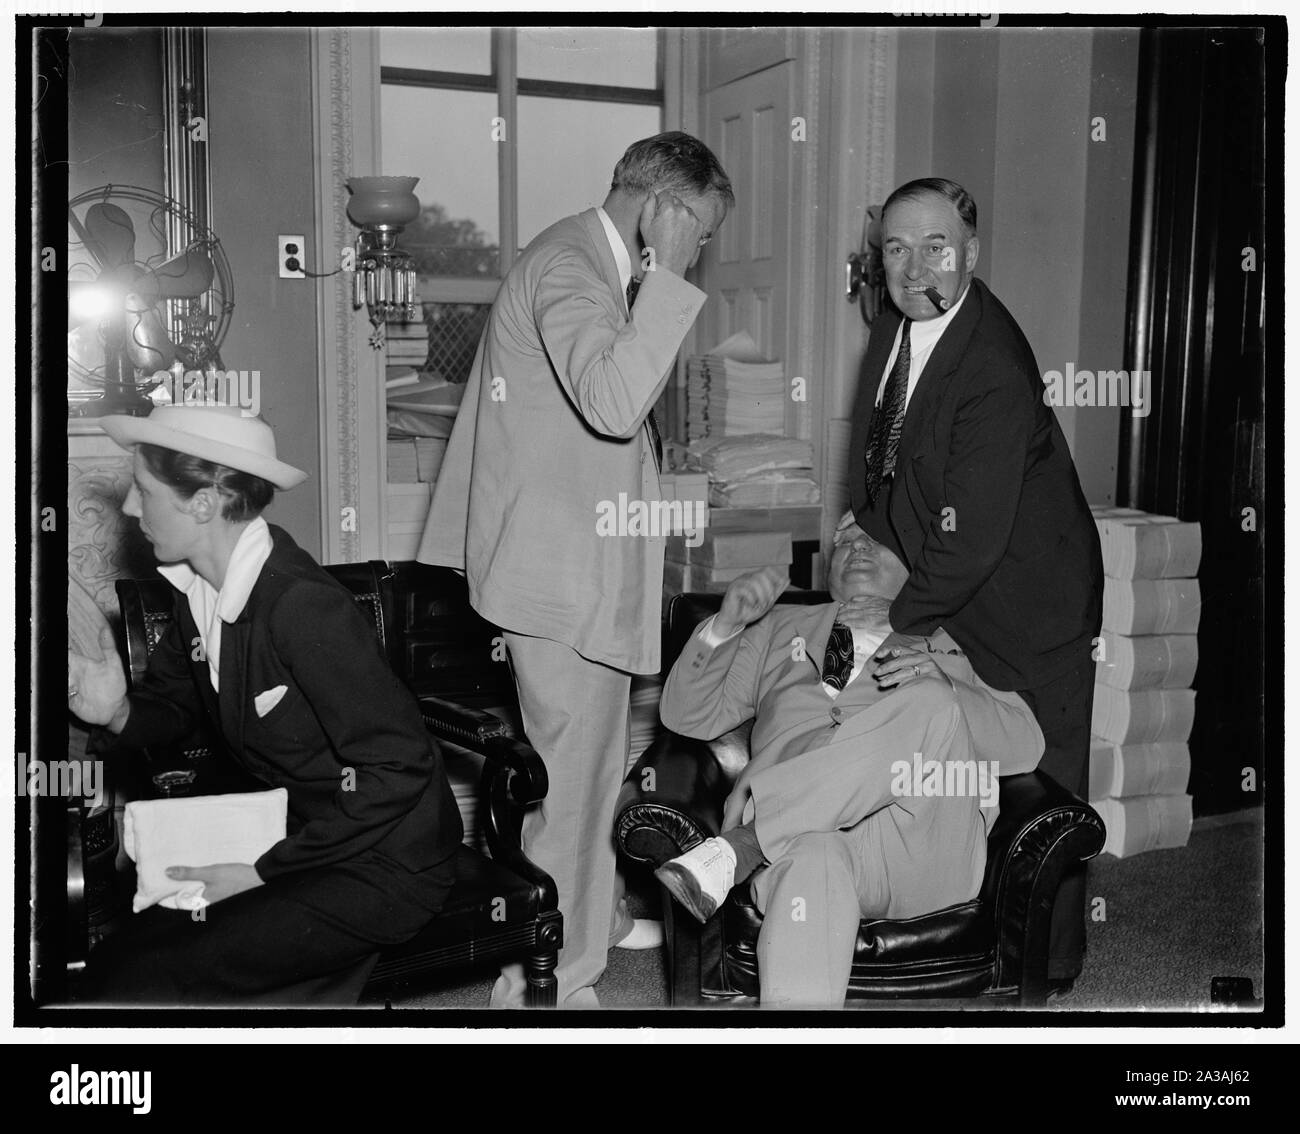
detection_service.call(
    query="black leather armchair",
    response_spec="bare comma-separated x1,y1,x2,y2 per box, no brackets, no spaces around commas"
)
100,561,562,1006
614,591,1105,1007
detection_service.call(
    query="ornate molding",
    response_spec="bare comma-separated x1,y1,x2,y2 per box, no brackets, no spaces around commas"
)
314,28,361,562
67,454,153,615
792,30,821,446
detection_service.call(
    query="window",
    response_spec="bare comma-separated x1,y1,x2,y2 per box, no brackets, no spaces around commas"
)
380,27,663,383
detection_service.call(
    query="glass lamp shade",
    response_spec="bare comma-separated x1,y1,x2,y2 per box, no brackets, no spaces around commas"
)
346,176,421,228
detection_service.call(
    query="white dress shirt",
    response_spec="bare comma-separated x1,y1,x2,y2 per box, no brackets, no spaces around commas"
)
874,283,972,410
698,613,887,698
596,206,634,309
156,516,274,692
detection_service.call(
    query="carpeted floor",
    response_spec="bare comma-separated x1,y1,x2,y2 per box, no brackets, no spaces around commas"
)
376,807,1264,1014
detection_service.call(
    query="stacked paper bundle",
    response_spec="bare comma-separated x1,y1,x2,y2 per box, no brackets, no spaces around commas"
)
685,331,786,441
386,437,447,484
662,529,792,604
1089,506,1202,858
687,433,821,508
385,318,430,371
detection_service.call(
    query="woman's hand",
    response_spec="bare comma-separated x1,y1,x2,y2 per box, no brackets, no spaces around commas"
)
166,863,263,905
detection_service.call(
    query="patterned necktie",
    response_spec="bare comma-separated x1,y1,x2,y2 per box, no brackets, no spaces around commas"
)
626,277,664,469
821,620,856,691
863,318,913,504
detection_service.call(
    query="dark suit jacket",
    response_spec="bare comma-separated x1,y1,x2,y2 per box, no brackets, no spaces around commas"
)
111,525,462,884
849,279,1102,692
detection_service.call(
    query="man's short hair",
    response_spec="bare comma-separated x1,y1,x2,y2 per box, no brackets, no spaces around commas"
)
138,442,274,522
611,131,735,206
883,177,977,239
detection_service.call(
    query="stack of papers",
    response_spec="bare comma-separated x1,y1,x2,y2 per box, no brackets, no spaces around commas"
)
385,318,430,370
686,331,786,440
686,433,820,508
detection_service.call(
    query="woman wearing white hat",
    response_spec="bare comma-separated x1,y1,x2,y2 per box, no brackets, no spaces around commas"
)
68,406,462,1003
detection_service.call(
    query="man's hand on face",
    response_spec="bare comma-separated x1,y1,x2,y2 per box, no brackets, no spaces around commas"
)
639,191,706,278
715,565,789,639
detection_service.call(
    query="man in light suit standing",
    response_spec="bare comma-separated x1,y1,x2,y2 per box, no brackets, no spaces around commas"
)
420,132,732,1007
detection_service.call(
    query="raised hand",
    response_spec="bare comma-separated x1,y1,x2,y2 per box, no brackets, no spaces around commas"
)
638,191,706,278
68,624,130,731
715,565,789,639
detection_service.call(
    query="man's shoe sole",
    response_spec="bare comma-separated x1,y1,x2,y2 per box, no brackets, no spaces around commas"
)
654,861,720,924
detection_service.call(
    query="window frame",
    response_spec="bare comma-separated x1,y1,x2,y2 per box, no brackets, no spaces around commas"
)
380,27,665,302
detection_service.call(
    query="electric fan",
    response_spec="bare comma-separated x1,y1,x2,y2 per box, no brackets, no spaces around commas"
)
67,184,235,416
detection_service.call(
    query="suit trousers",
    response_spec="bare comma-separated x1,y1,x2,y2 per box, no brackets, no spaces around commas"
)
83,851,453,1004
492,632,632,1008
747,675,996,1007
1017,652,1097,983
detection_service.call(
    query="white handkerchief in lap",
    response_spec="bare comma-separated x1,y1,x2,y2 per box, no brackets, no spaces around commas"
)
123,789,288,912
253,684,288,717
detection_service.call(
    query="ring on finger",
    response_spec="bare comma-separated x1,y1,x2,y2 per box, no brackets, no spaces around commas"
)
912,665,919,677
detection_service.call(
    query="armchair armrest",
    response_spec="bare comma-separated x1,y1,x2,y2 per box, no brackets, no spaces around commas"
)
614,730,731,867
416,693,556,905
985,771,1106,1001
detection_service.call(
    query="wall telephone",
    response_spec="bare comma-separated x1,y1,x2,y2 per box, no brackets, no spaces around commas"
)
845,204,885,326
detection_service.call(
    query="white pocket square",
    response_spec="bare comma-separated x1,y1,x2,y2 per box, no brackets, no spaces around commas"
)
253,685,288,717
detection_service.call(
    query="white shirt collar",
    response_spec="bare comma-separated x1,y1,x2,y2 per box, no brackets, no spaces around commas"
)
906,280,971,348
596,206,634,300
156,516,274,623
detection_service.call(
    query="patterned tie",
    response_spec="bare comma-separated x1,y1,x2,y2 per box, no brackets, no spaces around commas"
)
821,620,856,691
863,318,913,504
626,276,664,469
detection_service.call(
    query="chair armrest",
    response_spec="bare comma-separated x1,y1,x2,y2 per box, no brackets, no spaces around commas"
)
416,693,556,904
614,730,730,867
985,771,1106,999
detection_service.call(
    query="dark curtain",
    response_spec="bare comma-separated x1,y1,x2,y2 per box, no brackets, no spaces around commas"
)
1120,26,1275,814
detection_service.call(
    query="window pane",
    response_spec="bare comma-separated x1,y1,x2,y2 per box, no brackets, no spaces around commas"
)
422,301,492,385
381,87,500,277
517,27,657,89
517,97,661,247
379,27,492,75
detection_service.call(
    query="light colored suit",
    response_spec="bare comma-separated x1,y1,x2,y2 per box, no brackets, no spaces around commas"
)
419,208,707,1006
660,601,1043,1006
420,207,705,675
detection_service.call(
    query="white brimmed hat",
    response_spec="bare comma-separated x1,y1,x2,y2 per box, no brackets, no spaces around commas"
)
100,406,308,490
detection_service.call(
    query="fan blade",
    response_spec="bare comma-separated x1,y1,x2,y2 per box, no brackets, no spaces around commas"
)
132,250,216,302
122,296,177,373
81,203,136,271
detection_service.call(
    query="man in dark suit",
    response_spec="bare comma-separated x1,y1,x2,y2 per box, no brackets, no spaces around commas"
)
846,178,1103,985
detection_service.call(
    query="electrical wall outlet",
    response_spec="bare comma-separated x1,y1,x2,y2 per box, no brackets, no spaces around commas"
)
278,235,306,279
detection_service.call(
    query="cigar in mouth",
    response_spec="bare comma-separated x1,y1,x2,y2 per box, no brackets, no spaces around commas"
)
923,287,951,312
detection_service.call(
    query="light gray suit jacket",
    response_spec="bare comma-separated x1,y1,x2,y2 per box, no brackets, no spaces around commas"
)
419,208,707,674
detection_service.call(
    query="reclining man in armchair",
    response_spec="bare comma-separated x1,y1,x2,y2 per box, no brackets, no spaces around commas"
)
655,524,1044,1007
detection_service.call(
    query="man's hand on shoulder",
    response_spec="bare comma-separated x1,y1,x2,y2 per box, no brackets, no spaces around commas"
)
714,566,789,639
639,192,705,278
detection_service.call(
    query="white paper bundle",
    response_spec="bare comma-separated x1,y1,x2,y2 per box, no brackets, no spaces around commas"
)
1095,631,1199,690
1092,507,1202,579
1094,793,1193,858
1101,577,1202,635
124,789,288,912
1091,684,1196,745
1089,736,1192,800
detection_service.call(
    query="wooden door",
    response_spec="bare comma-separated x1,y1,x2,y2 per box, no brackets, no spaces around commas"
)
698,61,795,392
